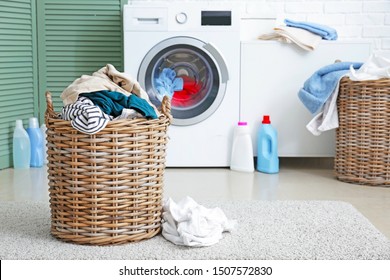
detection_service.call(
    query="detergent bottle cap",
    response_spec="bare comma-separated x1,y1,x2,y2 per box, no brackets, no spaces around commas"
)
29,117,39,128
15,120,23,128
262,115,271,124
238,121,247,126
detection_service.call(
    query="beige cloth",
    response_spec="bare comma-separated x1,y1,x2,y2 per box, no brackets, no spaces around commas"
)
61,64,152,106
258,26,322,51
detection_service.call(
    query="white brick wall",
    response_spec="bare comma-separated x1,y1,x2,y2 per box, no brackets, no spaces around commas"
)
131,0,390,57
325,1,362,14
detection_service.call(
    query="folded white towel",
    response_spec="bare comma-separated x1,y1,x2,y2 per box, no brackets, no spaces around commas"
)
162,196,236,247
348,54,390,81
258,26,322,51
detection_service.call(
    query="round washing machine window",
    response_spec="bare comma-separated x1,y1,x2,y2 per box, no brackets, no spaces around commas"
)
138,37,229,126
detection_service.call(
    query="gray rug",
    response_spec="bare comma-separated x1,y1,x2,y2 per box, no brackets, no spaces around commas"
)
0,200,389,260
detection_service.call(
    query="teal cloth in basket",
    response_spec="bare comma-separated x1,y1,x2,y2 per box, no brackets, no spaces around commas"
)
81,91,158,119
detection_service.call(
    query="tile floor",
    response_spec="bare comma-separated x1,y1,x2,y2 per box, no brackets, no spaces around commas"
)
0,158,389,238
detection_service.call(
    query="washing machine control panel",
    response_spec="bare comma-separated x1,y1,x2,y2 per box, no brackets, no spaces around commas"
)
174,10,232,26
124,3,240,32
201,11,232,26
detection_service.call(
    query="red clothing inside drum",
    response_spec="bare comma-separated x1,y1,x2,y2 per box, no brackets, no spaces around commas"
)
172,76,202,107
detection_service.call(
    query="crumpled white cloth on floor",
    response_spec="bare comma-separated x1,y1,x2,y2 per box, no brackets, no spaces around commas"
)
161,196,236,247
348,54,390,81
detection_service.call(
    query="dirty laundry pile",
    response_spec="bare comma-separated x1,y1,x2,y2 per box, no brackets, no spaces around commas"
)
300,54,390,135
258,18,338,51
60,64,159,134
162,196,236,247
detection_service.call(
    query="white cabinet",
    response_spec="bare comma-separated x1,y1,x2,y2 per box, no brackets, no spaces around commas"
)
240,40,371,157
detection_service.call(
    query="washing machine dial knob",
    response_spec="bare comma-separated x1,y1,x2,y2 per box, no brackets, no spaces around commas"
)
176,12,187,24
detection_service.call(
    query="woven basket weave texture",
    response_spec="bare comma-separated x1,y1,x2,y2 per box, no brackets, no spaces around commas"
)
335,77,390,187
45,91,171,245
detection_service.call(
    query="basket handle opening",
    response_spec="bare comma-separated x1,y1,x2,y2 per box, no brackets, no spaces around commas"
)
45,91,58,124
160,95,172,123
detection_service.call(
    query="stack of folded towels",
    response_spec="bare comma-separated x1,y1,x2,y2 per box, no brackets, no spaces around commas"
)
258,19,338,51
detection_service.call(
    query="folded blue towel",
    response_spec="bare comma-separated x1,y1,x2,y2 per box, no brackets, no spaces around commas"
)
298,62,363,114
154,68,183,100
284,19,338,40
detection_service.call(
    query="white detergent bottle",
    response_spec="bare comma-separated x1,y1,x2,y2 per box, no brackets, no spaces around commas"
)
26,117,44,168
40,124,48,165
230,122,254,172
257,115,279,174
13,120,31,169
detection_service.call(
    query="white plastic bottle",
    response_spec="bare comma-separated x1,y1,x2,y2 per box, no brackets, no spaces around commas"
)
26,117,44,168
40,124,48,165
230,122,254,172
13,120,31,169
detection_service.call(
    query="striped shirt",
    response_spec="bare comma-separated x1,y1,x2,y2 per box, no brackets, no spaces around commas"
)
61,96,112,134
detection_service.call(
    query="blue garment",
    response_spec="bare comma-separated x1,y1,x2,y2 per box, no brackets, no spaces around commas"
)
298,62,363,114
80,91,158,119
284,19,338,40
154,68,183,99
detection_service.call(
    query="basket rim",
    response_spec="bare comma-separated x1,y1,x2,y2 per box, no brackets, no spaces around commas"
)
44,91,172,127
340,76,390,84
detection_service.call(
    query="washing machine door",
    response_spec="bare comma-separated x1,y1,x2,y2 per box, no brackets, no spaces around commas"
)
138,36,229,126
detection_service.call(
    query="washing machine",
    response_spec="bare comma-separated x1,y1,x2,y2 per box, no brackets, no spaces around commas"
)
123,1,241,167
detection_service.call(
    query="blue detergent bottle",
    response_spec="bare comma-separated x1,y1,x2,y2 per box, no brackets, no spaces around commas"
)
13,120,31,169
257,115,279,173
26,117,44,168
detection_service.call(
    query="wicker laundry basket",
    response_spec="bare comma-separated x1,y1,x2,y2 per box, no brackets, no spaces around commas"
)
335,77,390,187
45,91,172,245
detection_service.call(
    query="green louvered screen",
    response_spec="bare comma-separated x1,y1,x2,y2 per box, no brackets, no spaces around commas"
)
0,0,38,169
36,0,126,115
